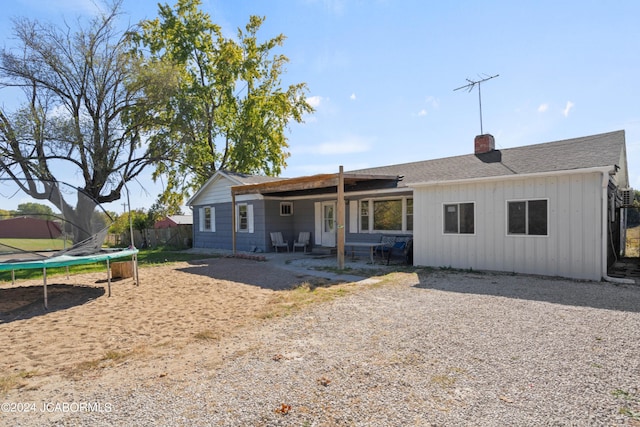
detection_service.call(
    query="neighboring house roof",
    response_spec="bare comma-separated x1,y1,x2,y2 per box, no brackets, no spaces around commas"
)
0,217,62,239
350,130,626,186
154,215,193,229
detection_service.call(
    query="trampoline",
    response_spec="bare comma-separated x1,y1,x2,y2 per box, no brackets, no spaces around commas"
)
0,178,140,309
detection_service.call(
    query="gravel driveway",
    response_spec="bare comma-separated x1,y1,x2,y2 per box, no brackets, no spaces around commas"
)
37,267,638,427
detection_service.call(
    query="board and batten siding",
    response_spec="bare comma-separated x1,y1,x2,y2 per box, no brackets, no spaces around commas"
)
411,172,603,280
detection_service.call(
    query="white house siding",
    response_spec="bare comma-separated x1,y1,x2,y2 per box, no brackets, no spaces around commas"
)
412,172,603,280
190,175,236,205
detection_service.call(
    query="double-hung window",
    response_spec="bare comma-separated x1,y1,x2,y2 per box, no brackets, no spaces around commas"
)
236,203,254,233
507,199,548,235
443,202,474,234
199,206,215,232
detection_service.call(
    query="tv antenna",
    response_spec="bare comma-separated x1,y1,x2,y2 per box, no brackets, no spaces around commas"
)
454,73,499,135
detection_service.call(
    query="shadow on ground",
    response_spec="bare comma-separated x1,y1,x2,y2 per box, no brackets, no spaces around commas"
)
175,257,352,291
0,284,105,323
415,270,640,313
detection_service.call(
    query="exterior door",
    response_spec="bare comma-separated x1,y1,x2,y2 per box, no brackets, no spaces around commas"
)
321,201,336,247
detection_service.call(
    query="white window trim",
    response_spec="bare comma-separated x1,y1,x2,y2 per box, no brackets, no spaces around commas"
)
505,198,549,237
236,203,254,233
280,201,293,216
199,206,215,232
442,202,476,235
358,197,413,234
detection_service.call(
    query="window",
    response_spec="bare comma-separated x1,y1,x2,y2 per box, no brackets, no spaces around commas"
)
443,203,474,234
374,200,402,230
238,204,248,231
360,200,369,231
236,203,254,233
280,202,293,216
199,207,215,232
508,199,547,235
406,198,413,231
358,198,413,232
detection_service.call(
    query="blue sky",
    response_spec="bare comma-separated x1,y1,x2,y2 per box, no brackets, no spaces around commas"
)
1,0,640,212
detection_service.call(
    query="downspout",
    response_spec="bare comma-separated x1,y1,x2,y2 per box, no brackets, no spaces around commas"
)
601,169,635,284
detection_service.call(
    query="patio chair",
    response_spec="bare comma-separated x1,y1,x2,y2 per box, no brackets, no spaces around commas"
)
375,235,396,258
270,232,289,252
386,237,413,265
292,231,311,253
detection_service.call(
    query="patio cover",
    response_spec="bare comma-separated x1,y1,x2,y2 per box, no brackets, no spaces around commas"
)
230,167,400,268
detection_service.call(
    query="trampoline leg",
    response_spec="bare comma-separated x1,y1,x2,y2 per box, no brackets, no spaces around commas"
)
106,258,111,297
11,270,15,286
43,267,48,310
133,253,139,286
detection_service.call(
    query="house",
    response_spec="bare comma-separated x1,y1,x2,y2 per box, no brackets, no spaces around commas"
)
187,130,630,281
150,215,194,248
154,215,193,229
0,217,62,239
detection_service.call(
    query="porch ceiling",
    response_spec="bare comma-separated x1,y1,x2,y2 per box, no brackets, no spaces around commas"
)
231,173,400,197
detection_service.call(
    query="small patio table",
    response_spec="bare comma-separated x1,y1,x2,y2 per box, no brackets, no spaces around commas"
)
344,242,381,264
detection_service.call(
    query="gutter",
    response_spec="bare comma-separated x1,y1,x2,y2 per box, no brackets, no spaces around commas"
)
600,168,635,284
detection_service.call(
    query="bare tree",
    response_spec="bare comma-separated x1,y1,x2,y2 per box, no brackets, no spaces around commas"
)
0,1,176,242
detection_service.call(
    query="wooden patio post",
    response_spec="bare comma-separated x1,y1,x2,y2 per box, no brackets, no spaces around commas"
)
337,166,345,269
231,191,237,254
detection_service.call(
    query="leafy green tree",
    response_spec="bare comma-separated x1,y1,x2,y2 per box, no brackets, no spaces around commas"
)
16,202,54,218
147,200,183,225
135,0,314,203
0,1,177,242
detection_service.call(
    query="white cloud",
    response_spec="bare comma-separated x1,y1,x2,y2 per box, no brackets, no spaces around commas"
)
425,96,439,109
350,93,356,101
306,95,323,108
415,96,439,117
563,101,575,117
538,103,549,113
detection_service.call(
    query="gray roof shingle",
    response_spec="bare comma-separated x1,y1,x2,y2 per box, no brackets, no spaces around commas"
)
348,130,626,186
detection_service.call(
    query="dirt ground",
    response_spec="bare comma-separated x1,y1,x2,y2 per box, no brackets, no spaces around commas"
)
0,256,354,399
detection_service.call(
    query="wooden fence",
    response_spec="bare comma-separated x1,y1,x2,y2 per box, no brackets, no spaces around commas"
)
106,225,192,249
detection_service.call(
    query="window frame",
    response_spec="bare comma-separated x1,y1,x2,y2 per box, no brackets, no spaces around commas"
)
506,198,549,236
199,206,215,232
442,202,475,235
358,197,413,233
235,203,254,233
280,201,293,216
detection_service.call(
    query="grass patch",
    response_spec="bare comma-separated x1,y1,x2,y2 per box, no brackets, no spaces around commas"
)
66,347,147,379
193,329,220,341
0,238,73,252
0,370,38,395
612,388,640,421
0,247,220,283
260,280,358,319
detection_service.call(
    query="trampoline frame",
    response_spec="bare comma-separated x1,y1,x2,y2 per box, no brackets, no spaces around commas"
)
0,248,139,309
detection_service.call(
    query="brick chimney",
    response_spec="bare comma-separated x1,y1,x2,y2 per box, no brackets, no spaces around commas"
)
474,134,495,154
